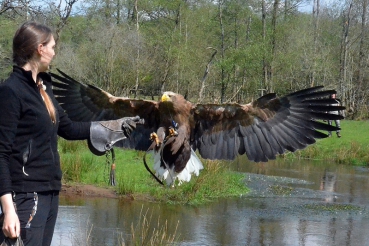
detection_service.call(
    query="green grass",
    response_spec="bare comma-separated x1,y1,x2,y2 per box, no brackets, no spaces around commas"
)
58,120,369,204
289,120,369,165
58,139,249,205
304,203,362,212
125,206,180,245
71,206,180,246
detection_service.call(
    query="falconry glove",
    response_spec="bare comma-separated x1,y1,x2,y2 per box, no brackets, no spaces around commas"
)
88,116,143,156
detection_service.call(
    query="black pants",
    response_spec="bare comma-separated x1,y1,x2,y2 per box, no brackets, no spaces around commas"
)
0,191,59,246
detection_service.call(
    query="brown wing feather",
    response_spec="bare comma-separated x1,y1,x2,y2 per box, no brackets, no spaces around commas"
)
192,86,345,162
50,69,160,150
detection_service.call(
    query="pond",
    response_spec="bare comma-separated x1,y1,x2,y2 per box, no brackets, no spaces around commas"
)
51,158,369,246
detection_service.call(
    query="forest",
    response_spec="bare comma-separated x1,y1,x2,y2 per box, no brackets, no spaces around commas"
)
0,0,368,119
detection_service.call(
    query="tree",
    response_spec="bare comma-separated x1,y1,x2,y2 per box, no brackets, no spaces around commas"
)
356,0,369,118
1,0,368,117
339,1,353,115
45,0,80,43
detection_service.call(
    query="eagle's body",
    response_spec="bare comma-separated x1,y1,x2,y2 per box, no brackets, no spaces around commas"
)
51,70,345,186
148,92,202,184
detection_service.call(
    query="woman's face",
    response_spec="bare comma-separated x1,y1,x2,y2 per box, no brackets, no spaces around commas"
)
39,35,56,72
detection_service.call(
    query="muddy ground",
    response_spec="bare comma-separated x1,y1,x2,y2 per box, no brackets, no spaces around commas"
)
61,184,119,199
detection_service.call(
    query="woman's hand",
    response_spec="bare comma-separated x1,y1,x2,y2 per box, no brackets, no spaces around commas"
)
1,194,20,238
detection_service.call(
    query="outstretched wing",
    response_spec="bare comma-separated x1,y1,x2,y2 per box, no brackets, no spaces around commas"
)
192,86,345,162
50,69,159,150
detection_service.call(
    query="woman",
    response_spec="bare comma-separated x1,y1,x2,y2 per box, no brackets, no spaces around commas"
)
0,21,139,245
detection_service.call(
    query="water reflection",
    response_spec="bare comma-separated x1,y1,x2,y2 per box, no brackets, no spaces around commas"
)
52,159,369,246
320,169,337,202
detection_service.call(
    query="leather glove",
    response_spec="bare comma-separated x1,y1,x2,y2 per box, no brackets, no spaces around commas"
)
122,117,139,138
88,116,144,156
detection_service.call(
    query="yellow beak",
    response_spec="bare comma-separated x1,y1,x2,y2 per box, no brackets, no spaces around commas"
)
161,94,170,102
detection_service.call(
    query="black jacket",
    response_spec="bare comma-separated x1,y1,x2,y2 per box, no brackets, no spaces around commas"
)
0,66,90,196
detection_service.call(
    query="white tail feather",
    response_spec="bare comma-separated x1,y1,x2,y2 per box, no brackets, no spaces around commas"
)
152,149,204,186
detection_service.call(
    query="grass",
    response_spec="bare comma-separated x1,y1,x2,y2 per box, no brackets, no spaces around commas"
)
269,185,294,196
58,139,249,205
125,206,180,246
287,120,369,165
304,203,362,212
58,120,369,204
71,206,180,246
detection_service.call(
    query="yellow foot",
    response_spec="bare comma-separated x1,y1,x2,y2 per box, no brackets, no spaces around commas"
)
168,127,178,137
149,132,161,146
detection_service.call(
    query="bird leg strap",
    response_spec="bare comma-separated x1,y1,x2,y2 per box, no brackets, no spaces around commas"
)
143,132,164,186
158,127,179,183
105,148,116,186
142,127,179,186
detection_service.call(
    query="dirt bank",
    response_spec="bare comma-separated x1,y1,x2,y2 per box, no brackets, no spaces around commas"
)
61,184,119,199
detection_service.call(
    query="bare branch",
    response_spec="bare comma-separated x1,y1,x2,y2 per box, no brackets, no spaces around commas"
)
52,0,79,43
0,0,27,15
198,47,217,103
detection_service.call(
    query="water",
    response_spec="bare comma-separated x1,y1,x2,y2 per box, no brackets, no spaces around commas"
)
51,159,369,246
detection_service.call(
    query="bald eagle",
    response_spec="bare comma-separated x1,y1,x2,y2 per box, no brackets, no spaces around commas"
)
50,70,344,186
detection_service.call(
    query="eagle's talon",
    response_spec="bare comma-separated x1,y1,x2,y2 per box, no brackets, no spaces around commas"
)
149,132,157,140
150,132,161,146
168,127,178,137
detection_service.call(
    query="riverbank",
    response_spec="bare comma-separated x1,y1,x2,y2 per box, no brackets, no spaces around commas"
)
59,140,249,204
61,184,118,198
286,120,369,165
58,120,369,202
61,183,159,201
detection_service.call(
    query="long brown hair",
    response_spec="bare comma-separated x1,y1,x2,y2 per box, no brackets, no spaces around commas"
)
13,21,56,124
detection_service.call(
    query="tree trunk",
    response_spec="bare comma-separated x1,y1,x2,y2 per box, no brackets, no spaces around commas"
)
358,0,367,96
116,0,121,24
54,0,78,44
339,2,353,111
269,0,280,93
219,1,226,103
262,0,268,95
311,0,320,87
198,48,217,103
104,0,111,21
134,0,139,99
